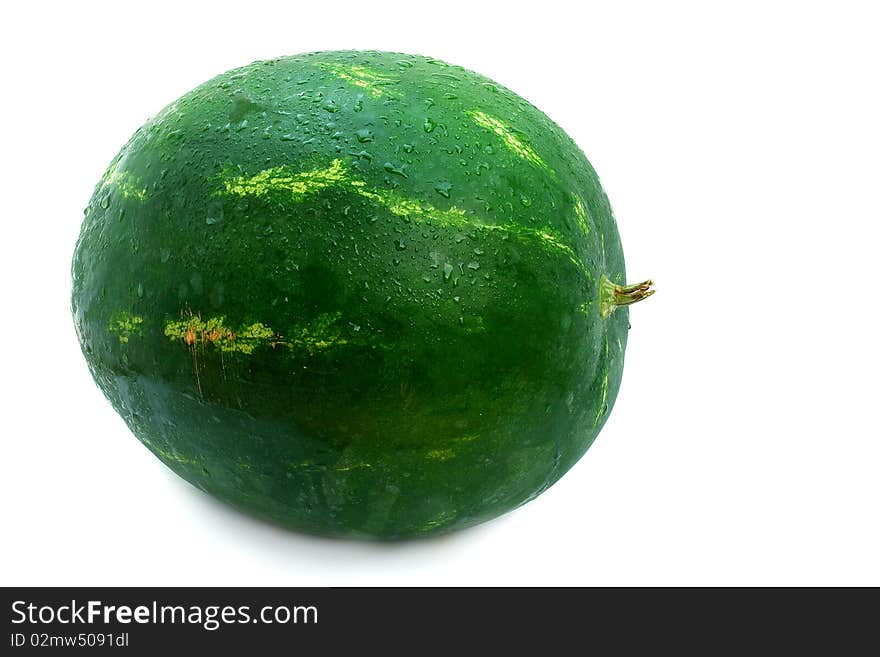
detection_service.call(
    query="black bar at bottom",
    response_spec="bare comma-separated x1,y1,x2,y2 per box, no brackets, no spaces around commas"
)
1,587,875,653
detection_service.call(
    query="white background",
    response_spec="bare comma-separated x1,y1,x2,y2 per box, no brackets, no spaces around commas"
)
2,1,878,586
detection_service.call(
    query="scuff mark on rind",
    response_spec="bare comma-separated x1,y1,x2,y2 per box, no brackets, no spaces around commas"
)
164,315,276,354
162,311,378,356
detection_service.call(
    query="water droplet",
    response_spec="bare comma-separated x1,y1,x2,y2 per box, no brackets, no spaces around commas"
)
136,283,144,298
423,117,436,133
322,99,339,113
467,261,480,270
473,248,484,255
355,128,374,143
394,238,406,251
206,202,224,225
520,195,532,207
443,263,454,281
100,196,110,209
483,145,494,154
402,143,413,153
353,98,364,112
383,162,408,178
434,181,452,198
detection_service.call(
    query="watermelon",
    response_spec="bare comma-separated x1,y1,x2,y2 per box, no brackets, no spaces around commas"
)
71,50,653,538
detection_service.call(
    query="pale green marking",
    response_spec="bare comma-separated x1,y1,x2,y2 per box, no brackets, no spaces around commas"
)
148,443,199,468
163,311,363,355
594,372,609,428
288,459,374,473
333,463,374,473
108,311,144,343
100,168,147,201
573,196,591,235
420,510,457,532
354,183,587,277
317,62,400,98
425,447,456,461
288,311,349,354
536,230,587,278
220,159,591,281
237,322,276,342
468,109,554,177
223,158,347,200
594,335,610,427
351,182,477,229
164,315,277,354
